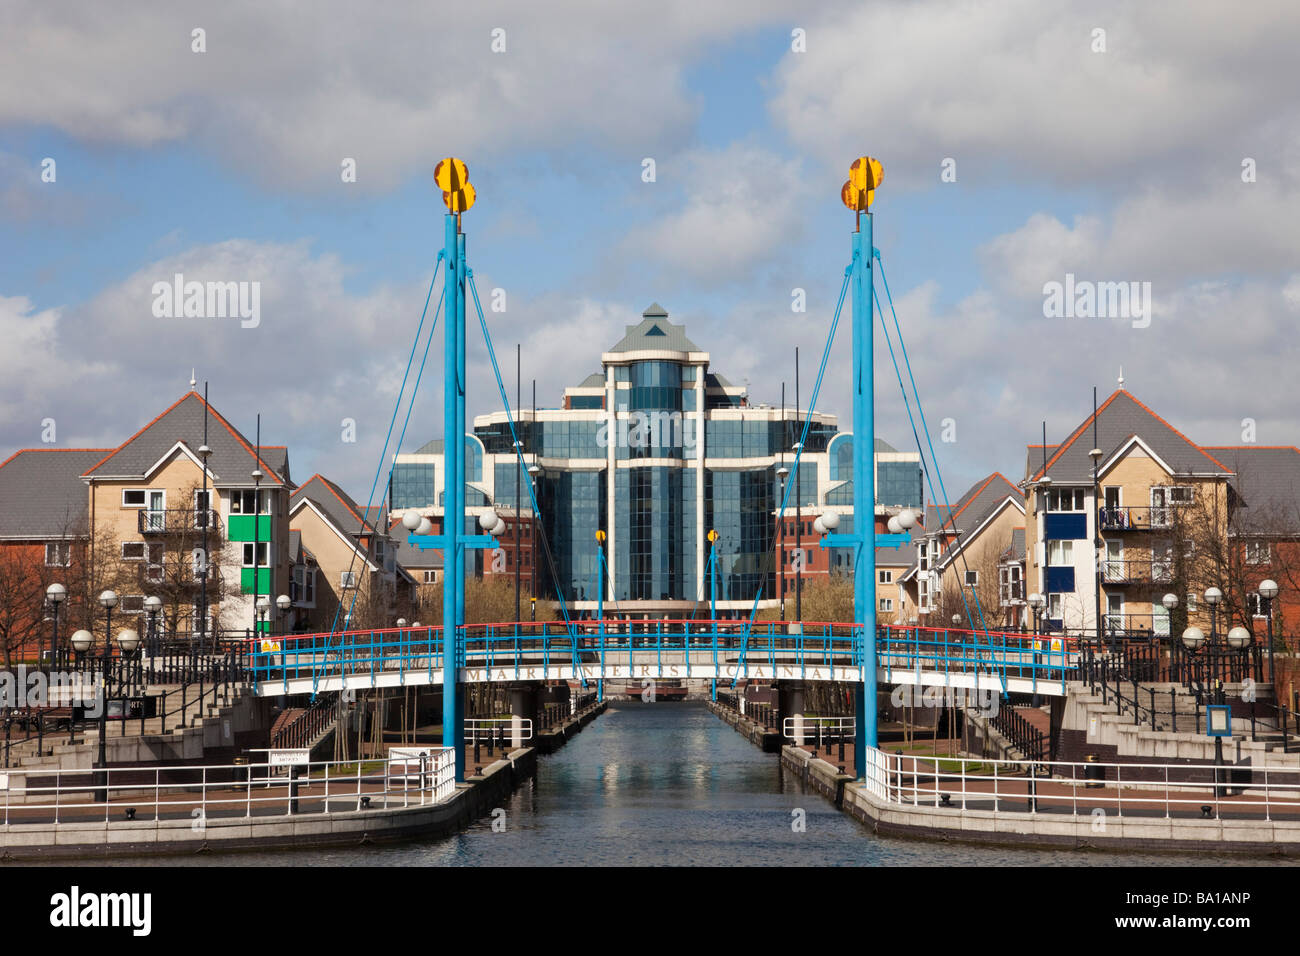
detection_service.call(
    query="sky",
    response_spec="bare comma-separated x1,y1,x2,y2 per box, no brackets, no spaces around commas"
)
2,0,1299,508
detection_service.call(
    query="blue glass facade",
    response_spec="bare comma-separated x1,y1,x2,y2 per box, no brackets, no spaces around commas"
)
539,470,606,602
705,467,775,600
878,460,923,509
391,462,434,510
615,466,688,601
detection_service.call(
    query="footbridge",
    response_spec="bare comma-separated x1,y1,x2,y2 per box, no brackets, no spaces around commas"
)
248,622,1077,699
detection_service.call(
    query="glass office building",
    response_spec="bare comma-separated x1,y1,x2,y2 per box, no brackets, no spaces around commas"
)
391,303,923,617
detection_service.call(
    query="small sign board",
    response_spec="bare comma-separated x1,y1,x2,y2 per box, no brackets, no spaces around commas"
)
1206,704,1232,737
268,748,310,767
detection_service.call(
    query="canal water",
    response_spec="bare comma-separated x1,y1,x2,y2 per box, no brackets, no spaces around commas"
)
95,701,1284,866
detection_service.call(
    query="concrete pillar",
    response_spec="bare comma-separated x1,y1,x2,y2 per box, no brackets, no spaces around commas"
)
508,683,539,750
778,681,807,744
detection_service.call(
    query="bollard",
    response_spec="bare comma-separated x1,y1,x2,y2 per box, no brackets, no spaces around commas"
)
289,764,300,815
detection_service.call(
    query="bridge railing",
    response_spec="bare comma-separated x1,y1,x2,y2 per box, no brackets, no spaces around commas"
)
878,625,1078,693
243,620,1080,690
245,619,868,687
0,750,458,828
869,748,1300,821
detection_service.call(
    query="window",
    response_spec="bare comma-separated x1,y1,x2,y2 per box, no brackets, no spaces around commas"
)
45,542,71,567
1047,593,1063,620
119,594,145,613
144,542,164,582
878,569,894,584
917,541,929,572
1047,488,1086,511
194,490,212,528
1245,541,1270,565
964,570,979,587
1247,592,1266,617
122,541,145,560
1151,540,1173,581
999,565,1023,605
423,570,439,584
1186,591,1198,612
242,542,269,566
291,566,316,606
340,570,358,589
879,597,894,612
1047,540,1073,565
122,489,146,507
230,489,270,514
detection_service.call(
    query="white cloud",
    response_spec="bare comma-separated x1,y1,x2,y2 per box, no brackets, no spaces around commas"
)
770,0,1300,188
3,1,795,190
618,144,811,283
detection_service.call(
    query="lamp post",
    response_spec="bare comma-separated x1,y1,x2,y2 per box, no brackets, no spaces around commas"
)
70,629,92,675
255,595,271,643
1226,626,1252,685
95,589,118,802
1162,592,1179,682
777,465,789,621
1089,446,1104,651
144,595,162,660
1205,586,1223,684
1027,592,1044,636
251,466,264,636
45,583,66,673
1187,623,1226,786
197,441,212,656
792,441,803,622
1182,625,1205,687
1259,578,1278,686
528,464,541,619
1027,591,1045,705
117,627,140,697
276,594,292,636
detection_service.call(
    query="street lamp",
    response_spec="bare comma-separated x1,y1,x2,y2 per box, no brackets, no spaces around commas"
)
45,582,66,671
95,589,118,802
1162,592,1180,681
1089,447,1103,651
1259,578,1279,685
1226,626,1252,684
1027,592,1044,635
144,595,162,658
117,627,140,697
70,628,93,671
777,466,789,621
1205,587,1222,684
1182,625,1205,686
276,594,292,635
256,595,271,637
528,464,541,618
197,442,212,653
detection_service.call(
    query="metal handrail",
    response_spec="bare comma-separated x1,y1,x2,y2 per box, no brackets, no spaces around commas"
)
0,750,457,827
866,747,1300,822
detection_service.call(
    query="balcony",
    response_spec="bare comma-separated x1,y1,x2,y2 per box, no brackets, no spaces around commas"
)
1101,558,1174,585
138,508,222,534
1098,506,1170,532
1102,612,1165,638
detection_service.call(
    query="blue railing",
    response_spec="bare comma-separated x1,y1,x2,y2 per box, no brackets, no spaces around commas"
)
245,621,1078,693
